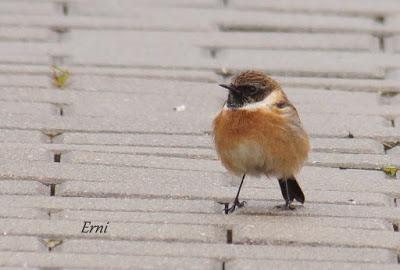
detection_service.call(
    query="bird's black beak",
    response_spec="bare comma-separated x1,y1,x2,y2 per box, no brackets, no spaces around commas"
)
219,84,238,93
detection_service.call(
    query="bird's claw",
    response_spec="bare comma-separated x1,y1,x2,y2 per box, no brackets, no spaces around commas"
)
224,199,247,214
275,201,296,210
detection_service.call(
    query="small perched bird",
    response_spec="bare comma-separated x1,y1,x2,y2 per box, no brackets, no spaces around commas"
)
213,71,310,214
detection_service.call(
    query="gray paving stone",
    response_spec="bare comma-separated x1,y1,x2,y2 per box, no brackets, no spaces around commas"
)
0,13,213,32
62,151,220,171
55,209,389,230
0,54,50,66
68,0,220,11
277,76,400,93
218,49,384,79
242,201,400,220
0,159,227,185
70,66,219,82
2,143,216,160
311,138,384,154
227,259,400,270
0,75,50,88
0,26,54,42
233,223,400,249
0,252,219,269
0,148,50,162
0,181,48,196
0,236,44,252
229,0,400,17
0,219,225,243
58,239,396,263
308,152,400,170
0,1,57,15
0,207,47,219
0,130,46,143
0,101,54,116
60,132,212,148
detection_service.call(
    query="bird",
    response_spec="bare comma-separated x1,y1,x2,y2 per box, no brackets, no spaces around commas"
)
213,70,310,214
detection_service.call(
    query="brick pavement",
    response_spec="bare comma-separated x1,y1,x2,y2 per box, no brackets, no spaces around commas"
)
0,0,400,269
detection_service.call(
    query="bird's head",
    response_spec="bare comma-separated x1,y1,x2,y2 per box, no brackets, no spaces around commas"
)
219,70,280,109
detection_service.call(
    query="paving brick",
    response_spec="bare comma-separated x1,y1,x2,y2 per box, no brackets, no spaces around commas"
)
227,259,400,270
0,148,49,162
233,223,400,249
71,66,219,82
0,75,50,88
55,209,389,230
0,206,47,219
0,130,46,143
0,101,54,116
0,26,54,42
0,252,219,269
2,143,216,160
311,138,384,154
277,76,400,93
0,1,57,15
62,151,220,171
0,14,213,32
242,200,400,220
60,132,212,148
66,37,213,69
0,54,50,65
58,239,396,263
0,219,225,243
218,49,385,79
68,0,220,12
308,152,400,170
0,181,48,196
0,236,44,252
229,0,400,17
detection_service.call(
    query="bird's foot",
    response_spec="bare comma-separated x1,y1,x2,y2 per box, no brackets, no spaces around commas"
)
224,199,247,214
275,201,296,210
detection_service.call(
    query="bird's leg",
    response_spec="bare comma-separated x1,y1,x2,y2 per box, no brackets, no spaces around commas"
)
278,178,295,210
225,174,247,214
284,179,295,210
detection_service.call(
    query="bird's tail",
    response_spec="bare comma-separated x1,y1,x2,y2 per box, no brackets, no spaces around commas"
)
278,176,305,203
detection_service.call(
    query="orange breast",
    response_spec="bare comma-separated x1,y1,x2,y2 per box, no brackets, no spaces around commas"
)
213,108,309,177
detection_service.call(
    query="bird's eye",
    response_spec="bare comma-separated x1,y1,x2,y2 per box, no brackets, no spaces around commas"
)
246,85,258,95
